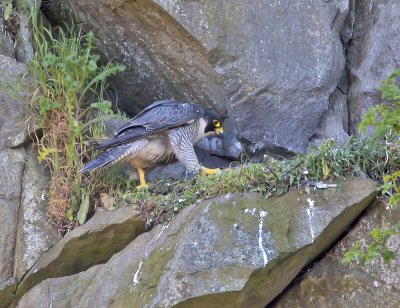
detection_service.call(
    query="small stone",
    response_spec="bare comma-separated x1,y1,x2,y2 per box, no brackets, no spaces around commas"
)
145,221,152,230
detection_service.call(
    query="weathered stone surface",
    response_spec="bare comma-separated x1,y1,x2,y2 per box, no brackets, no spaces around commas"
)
17,179,377,307
0,52,29,303
17,266,101,308
0,277,17,308
156,0,348,154
0,54,29,150
0,148,25,283
273,199,400,308
45,0,348,155
13,145,61,282
347,0,400,135
311,72,350,145
15,206,146,300
14,0,39,64
46,0,229,117
0,16,15,59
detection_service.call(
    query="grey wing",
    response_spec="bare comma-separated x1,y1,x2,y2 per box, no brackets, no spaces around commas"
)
116,100,204,134
168,127,200,172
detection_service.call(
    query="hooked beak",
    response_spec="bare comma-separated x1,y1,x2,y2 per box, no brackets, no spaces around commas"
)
215,127,224,136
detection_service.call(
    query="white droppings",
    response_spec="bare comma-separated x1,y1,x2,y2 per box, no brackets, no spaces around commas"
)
224,193,232,199
258,210,268,266
306,208,315,240
307,198,315,206
244,208,257,215
130,260,143,291
155,225,168,241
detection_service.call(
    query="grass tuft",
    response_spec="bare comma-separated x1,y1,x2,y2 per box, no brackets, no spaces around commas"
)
26,8,125,232
109,138,398,227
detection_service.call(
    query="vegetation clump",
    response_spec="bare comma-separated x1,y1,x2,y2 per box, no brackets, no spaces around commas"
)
27,11,124,232
343,69,400,267
113,137,398,227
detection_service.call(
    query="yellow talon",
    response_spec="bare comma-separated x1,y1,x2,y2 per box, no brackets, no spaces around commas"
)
201,167,221,175
136,166,148,189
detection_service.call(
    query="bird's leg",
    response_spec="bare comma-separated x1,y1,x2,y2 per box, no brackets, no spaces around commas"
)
136,166,148,189
201,166,221,175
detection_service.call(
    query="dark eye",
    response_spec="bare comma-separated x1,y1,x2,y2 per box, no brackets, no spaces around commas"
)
213,120,221,127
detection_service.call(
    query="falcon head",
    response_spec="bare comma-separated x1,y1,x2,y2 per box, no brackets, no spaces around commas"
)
201,109,224,137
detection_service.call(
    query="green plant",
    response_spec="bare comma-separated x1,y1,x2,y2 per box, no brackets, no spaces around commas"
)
114,137,398,226
2,0,14,21
342,68,400,267
342,223,400,266
27,8,125,231
359,69,400,207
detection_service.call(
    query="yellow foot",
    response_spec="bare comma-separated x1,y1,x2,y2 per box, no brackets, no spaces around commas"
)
136,166,148,189
136,184,149,190
201,167,221,175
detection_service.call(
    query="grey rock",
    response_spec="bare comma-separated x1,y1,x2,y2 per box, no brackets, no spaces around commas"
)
0,52,29,294
16,266,101,308
0,148,25,283
311,71,350,146
157,0,348,154
13,145,61,282
46,0,229,116
0,54,29,150
0,277,17,308
17,179,377,307
146,162,188,182
273,199,400,308
0,26,15,59
45,0,348,155
0,4,16,59
15,206,146,301
347,0,400,135
14,0,41,64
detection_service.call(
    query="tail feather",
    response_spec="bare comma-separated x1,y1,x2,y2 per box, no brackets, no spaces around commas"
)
90,127,149,151
79,144,133,173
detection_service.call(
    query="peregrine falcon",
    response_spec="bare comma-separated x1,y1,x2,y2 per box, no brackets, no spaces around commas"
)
79,100,224,188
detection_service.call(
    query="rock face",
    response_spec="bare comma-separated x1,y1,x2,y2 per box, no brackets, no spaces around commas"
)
272,199,400,308
0,54,28,150
0,55,28,283
0,278,17,308
17,179,377,307
48,0,229,117
15,206,147,301
154,0,348,154
0,54,29,307
13,145,62,282
347,0,400,135
44,0,348,155
0,148,26,282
